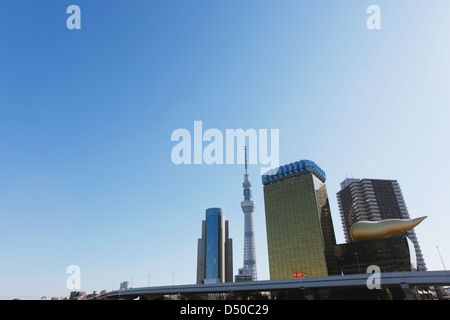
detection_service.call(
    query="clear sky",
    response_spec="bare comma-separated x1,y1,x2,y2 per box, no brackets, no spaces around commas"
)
1,0,449,299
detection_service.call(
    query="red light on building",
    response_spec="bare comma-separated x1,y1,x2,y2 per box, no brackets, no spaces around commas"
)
293,272,305,279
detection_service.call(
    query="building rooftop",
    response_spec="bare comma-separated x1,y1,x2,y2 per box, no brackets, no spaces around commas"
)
261,160,326,185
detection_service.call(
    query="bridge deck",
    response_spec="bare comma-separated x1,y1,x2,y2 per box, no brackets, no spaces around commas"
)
98,270,450,299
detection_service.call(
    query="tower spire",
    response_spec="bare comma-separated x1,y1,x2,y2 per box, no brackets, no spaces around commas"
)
245,146,248,175
239,145,257,281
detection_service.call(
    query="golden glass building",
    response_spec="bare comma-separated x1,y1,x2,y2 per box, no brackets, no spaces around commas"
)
262,160,339,279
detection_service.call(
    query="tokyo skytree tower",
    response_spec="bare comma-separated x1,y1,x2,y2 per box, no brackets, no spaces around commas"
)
240,146,257,281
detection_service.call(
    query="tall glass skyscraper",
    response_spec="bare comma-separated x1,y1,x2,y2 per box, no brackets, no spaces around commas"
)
336,178,427,271
196,208,233,284
262,160,339,279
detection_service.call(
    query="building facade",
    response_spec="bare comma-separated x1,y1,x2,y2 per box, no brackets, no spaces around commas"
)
336,178,426,271
334,235,418,275
196,208,233,284
262,160,339,279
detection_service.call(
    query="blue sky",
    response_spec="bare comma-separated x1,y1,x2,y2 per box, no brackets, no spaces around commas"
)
1,1,449,299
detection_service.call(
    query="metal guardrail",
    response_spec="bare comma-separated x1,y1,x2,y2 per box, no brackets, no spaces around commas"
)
96,270,450,299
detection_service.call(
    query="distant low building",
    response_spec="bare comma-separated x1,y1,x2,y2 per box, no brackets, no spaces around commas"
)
69,291,86,300
235,274,253,282
119,281,130,290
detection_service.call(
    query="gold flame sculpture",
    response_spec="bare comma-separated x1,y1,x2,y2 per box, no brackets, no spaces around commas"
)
350,216,427,242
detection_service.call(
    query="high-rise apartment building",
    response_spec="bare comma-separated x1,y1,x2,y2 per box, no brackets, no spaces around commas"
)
336,178,426,271
196,208,233,284
262,160,339,279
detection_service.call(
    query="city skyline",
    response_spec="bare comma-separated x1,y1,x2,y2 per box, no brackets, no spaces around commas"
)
1,1,450,299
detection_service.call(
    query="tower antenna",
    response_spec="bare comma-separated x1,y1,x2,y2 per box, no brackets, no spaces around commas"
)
244,145,248,174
